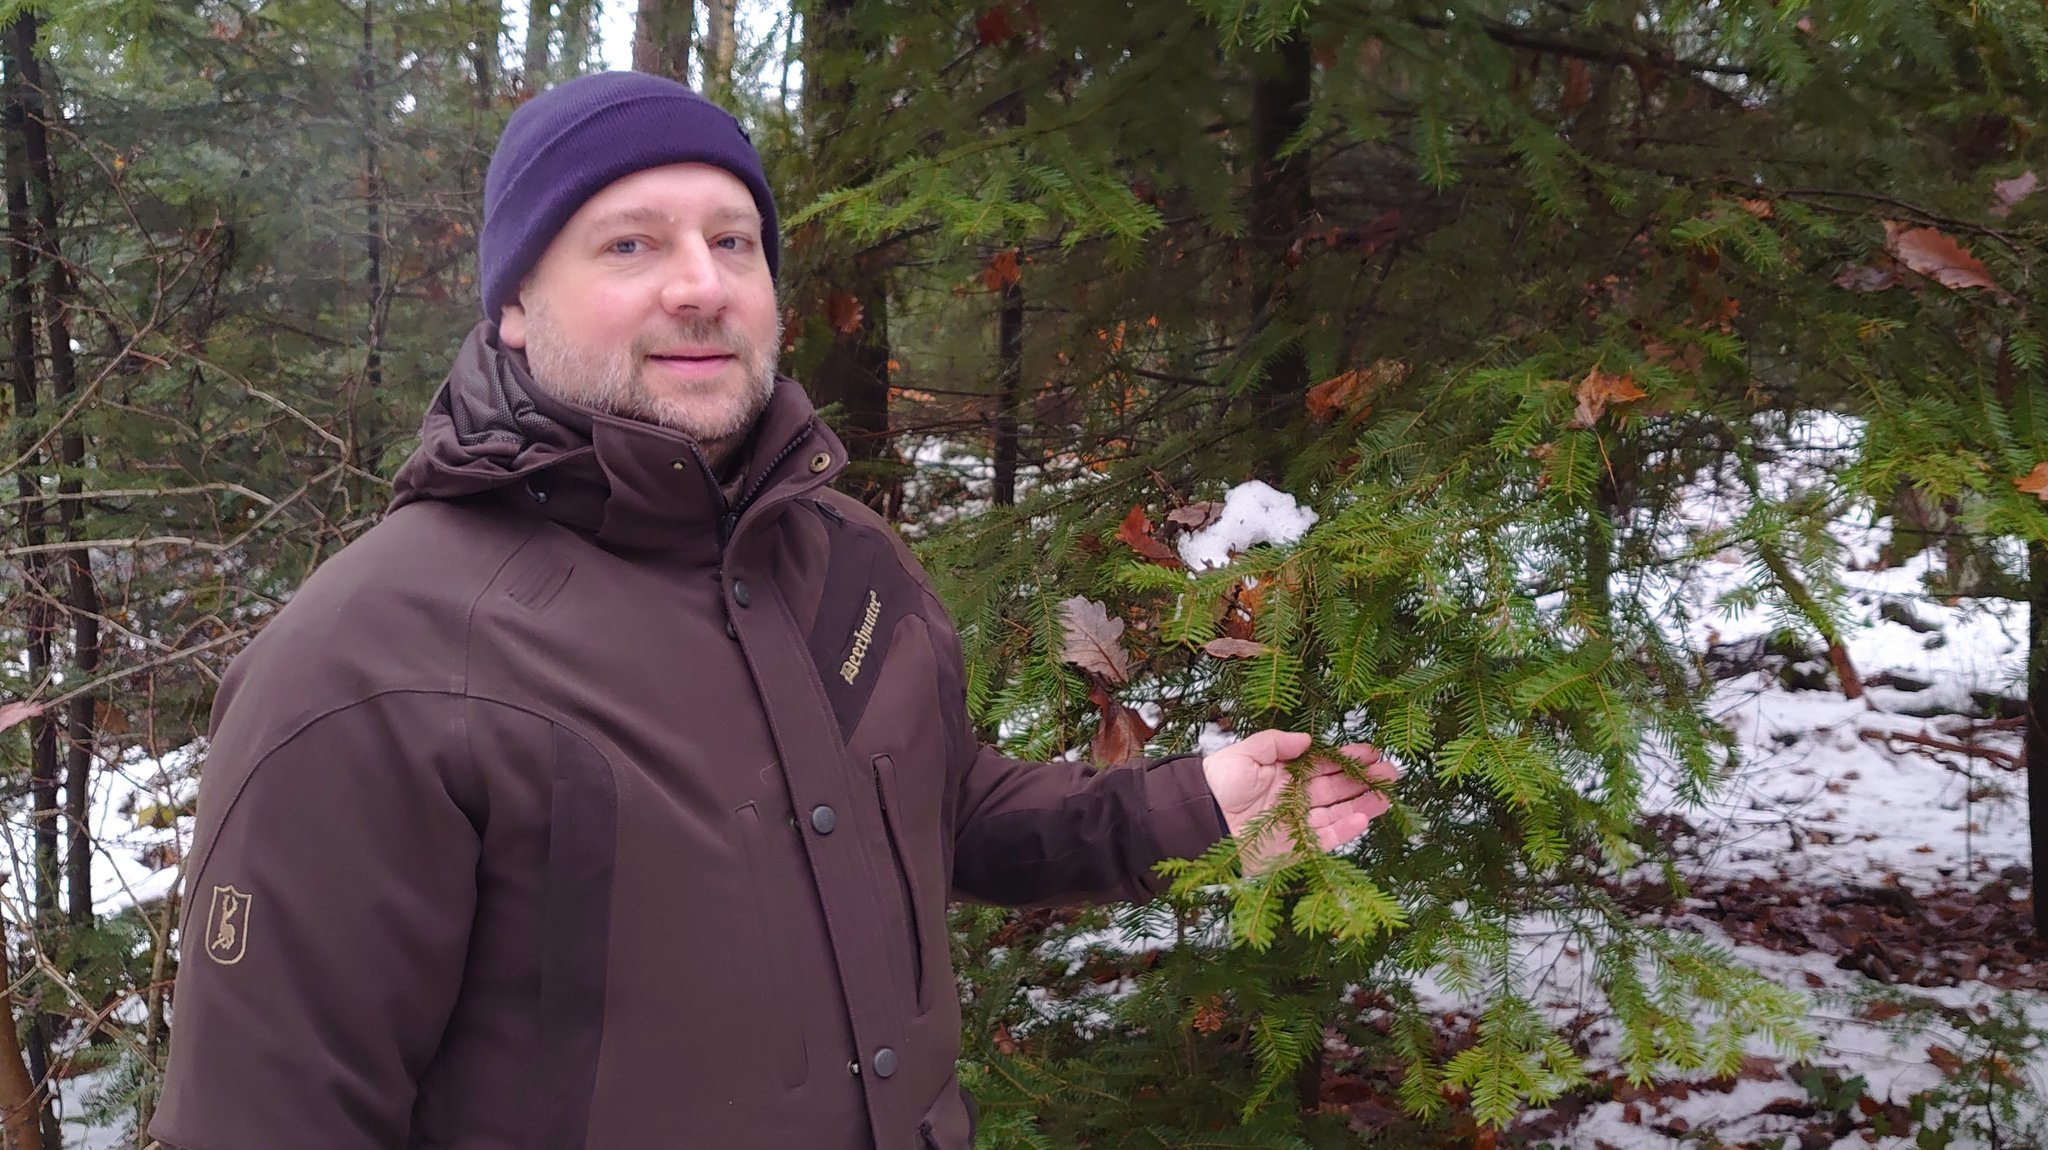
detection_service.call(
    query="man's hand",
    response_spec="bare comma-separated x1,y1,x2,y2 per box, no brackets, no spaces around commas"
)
1202,729,1396,874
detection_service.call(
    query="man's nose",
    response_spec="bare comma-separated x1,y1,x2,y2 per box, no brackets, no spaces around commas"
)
657,237,730,315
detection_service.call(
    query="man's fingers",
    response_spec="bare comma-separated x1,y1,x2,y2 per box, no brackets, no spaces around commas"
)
1234,728,1312,765
1304,771,1371,807
1315,810,1384,850
1307,791,1390,829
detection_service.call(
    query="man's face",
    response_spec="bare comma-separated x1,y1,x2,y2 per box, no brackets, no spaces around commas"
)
499,163,780,465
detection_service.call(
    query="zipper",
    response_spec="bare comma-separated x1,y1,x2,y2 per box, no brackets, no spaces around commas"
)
704,420,820,549
870,755,925,1010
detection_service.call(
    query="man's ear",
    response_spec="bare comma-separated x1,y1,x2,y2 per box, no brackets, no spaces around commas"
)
499,297,529,349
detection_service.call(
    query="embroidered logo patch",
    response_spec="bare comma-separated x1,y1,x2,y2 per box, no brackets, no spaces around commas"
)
839,590,882,684
204,884,253,966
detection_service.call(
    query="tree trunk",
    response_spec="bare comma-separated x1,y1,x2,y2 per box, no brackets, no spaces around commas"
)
14,29,94,928
0,966,44,1150
1246,36,1313,410
702,0,737,94
521,0,551,93
354,0,387,513
557,0,591,77
803,0,895,517
992,269,1023,507
469,0,500,98
2029,541,2048,938
633,0,691,81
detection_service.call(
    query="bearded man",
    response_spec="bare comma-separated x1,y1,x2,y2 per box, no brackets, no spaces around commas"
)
150,71,1394,1150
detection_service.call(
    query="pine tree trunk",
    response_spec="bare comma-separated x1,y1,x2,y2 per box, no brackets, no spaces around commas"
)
0,961,43,1150
702,0,737,94
803,0,896,517
469,0,500,98
633,0,691,81
2029,541,2048,938
522,0,552,93
355,0,387,512
558,0,591,77
14,29,94,928
992,271,1023,507
1246,36,1312,411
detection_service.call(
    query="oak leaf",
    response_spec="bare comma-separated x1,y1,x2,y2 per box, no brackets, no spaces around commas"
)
1088,682,1155,765
1059,596,1131,683
1202,637,1270,659
1165,501,1223,532
1115,506,1180,567
1306,358,1406,422
1560,59,1591,114
826,291,865,334
1992,171,2038,218
0,700,42,735
1928,1045,1965,1077
981,247,1021,292
2015,463,2048,500
1737,197,1773,218
1568,367,1646,428
1883,221,1999,292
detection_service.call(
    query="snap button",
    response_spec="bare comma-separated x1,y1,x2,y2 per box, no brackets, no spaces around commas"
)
725,619,738,641
872,1047,898,1078
525,479,549,504
810,805,837,834
809,451,832,473
847,1059,861,1077
670,458,687,471
732,580,751,607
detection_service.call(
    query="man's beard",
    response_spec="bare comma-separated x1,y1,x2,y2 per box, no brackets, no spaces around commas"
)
520,295,780,465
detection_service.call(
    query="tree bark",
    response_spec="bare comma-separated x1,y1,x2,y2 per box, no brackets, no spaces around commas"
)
0,966,44,1150
557,0,591,76
469,0,500,98
14,26,95,928
521,0,551,93
2029,541,2048,938
702,0,737,94
1246,36,1313,408
992,269,1023,507
803,0,896,517
633,0,691,81
354,0,387,515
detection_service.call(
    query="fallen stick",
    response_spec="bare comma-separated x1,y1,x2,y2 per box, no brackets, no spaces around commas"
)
1859,728,2024,772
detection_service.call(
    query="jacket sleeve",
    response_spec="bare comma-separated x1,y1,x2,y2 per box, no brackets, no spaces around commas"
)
949,743,1227,906
149,691,481,1150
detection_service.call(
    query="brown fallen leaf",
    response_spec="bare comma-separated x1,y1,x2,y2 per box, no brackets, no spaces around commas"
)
1306,358,1407,422
2014,462,2048,501
982,247,1021,292
0,700,43,734
1928,1045,1966,1077
1115,506,1180,567
1858,1000,1908,1022
1883,220,1999,292
1165,501,1223,532
1992,170,2038,219
1088,681,1155,765
1059,596,1132,684
1569,367,1647,428
826,290,865,334
1737,197,1773,218
1560,58,1591,114
1834,262,1901,293
1202,637,1270,659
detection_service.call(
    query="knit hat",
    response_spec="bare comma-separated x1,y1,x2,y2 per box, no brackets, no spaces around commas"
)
479,72,779,322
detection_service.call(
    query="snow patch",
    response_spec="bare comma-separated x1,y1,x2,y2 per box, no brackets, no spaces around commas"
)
1176,481,1320,571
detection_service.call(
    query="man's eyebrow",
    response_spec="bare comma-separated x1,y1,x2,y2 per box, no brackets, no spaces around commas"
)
580,205,761,234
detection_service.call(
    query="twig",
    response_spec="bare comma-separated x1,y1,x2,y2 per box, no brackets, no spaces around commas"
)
1859,728,2023,772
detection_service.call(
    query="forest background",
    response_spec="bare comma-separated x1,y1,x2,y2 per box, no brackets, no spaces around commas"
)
0,0,2043,1146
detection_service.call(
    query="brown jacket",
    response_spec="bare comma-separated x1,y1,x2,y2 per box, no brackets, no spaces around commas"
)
150,324,1225,1150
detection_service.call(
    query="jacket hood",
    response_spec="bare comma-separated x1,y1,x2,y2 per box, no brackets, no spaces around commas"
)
390,321,843,552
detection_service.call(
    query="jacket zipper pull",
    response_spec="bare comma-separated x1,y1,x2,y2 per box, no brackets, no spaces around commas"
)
718,507,741,545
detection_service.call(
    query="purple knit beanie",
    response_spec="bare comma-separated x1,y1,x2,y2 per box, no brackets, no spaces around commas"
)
480,71,779,322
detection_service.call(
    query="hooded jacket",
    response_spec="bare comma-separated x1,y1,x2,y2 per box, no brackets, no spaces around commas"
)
149,324,1226,1150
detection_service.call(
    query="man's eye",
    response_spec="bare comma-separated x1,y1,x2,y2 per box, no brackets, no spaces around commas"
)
609,238,645,255
716,235,752,251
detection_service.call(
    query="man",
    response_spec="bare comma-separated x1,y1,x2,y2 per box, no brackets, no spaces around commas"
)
150,72,1394,1150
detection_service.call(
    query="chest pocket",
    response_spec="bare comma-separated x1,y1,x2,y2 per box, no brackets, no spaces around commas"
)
805,502,917,739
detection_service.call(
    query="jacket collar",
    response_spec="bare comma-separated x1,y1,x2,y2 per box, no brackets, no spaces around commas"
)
390,321,846,553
